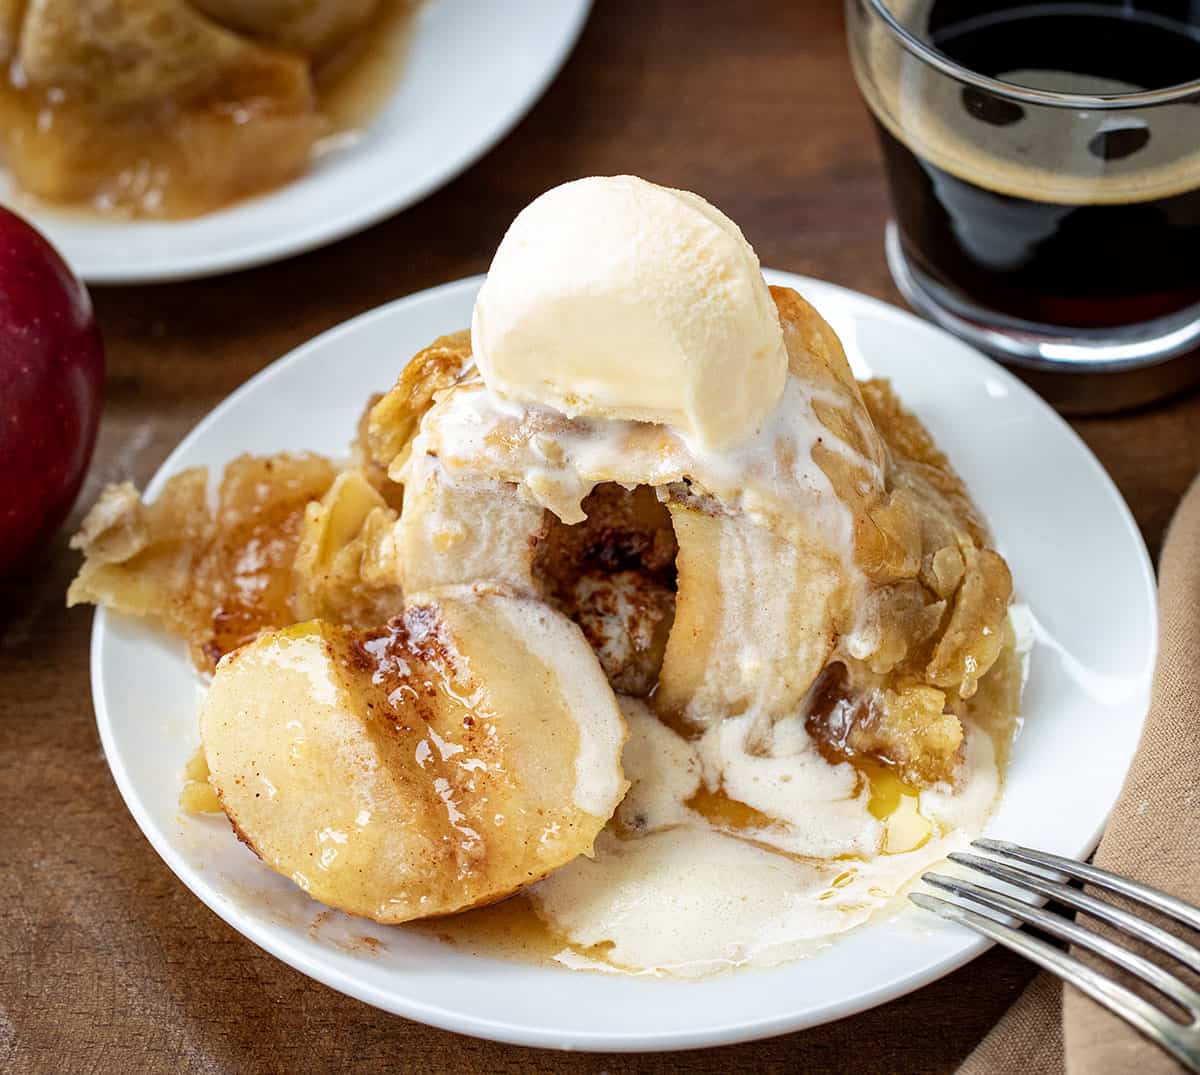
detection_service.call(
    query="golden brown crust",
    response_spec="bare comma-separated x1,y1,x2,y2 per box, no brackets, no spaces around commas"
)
366,330,474,480
771,285,862,401
860,378,991,546
807,376,1013,781
292,469,405,626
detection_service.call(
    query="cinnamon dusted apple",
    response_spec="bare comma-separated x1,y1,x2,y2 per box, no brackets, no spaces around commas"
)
201,592,627,922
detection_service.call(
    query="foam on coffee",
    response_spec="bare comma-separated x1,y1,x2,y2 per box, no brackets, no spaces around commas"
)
853,0,1200,206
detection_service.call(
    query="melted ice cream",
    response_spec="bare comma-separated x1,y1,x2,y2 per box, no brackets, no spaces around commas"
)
530,698,1003,978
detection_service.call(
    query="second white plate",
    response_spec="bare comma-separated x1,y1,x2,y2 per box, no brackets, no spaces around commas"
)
89,272,1156,1050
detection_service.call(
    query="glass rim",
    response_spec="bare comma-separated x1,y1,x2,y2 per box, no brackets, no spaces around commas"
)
865,0,1200,109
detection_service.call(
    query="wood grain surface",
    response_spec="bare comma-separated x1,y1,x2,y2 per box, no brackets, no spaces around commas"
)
2,2,1197,1072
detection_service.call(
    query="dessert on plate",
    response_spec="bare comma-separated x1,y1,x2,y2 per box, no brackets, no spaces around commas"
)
0,0,413,218
70,175,1024,977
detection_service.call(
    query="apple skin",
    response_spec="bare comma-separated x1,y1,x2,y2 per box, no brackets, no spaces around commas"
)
0,209,104,577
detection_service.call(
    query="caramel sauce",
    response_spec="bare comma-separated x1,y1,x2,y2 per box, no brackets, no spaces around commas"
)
0,0,420,219
314,1,422,137
409,893,569,965
687,762,935,858
686,785,779,832
858,757,934,854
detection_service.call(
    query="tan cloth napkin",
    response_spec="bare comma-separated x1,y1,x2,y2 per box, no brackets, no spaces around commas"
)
960,472,1200,1075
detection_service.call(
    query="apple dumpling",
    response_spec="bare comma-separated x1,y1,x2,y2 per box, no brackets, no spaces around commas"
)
69,177,1024,975
0,0,405,217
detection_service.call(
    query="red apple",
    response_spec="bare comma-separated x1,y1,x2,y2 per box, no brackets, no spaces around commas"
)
0,208,104,576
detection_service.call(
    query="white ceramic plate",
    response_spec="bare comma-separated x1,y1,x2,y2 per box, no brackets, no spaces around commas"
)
3,1,590,285
89,272,1157,1051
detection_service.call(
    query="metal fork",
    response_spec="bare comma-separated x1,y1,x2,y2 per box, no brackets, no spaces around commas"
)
910,838,1200,1072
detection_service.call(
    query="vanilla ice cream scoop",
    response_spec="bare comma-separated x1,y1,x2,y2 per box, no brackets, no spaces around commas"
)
470,176,788,451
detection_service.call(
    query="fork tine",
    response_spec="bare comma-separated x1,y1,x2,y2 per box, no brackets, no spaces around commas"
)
974,839,1200,934
923,872,1200,1015
950,851,1200,976
910,892,1200,1073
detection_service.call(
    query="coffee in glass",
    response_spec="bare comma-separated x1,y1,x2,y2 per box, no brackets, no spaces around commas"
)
847,0,1200,408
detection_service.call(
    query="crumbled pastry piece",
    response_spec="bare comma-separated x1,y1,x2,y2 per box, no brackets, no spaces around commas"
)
352,394,404,511
193,453,338,668
201,592,628,923
807,666,961,786
962,618,1023,756
859,378,990,546
179,746,221,814
69,453,336,672
925,540,1012,699
851,380,1013,698
292,469,403,625
68,469,213,646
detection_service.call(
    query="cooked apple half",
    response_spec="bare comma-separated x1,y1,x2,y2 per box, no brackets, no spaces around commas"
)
200,589,628,923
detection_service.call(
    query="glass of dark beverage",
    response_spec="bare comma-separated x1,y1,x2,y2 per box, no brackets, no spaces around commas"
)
846,0,1200,410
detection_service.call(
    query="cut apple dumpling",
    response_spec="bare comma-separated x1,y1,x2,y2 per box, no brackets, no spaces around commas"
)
201,590,628,922
379,280,1013,788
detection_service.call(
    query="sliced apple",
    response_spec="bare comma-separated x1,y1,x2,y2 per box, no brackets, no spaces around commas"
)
655,502,847,732
200,590,628,923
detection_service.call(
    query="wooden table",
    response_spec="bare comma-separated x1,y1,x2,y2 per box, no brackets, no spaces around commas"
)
3,2,1197,1072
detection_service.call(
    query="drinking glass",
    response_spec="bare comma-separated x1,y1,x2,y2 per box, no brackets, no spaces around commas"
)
846,0,1200,410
